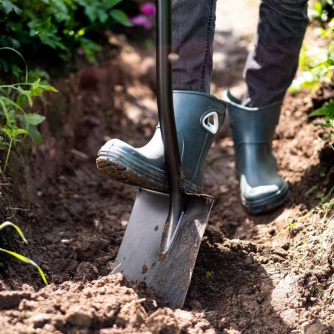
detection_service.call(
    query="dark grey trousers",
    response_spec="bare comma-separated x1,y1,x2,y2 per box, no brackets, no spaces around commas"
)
172,0,309,107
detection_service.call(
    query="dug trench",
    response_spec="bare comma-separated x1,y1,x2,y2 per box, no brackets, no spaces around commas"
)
1,26,334,334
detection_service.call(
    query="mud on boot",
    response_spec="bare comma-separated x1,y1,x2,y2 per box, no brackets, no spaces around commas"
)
96,91,226,193
223,90,290,215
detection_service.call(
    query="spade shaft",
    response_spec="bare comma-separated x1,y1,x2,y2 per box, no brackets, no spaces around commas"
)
156,0,185,253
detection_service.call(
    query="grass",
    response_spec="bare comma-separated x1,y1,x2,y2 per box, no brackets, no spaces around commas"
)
0,221,48,285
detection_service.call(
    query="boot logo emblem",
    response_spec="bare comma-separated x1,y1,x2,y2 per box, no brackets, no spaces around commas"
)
202,111,219,134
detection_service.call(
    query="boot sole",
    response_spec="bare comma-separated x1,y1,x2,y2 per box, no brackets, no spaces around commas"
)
241,180,290,215
96,146,201,194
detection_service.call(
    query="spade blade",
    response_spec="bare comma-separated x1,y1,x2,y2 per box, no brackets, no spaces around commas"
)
113,188,214,309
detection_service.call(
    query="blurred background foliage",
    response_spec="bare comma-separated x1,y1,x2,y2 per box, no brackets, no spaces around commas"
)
290,0,334,92
0,0,156,82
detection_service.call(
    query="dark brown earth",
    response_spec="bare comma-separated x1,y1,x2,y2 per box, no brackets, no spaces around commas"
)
1,9,334,334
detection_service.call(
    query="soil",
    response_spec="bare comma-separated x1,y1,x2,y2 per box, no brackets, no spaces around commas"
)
1,2,334,333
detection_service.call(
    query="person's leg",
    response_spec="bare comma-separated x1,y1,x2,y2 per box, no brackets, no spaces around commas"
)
172,0,217,93
225,0,309,214
96,0,227,193
242,0,309,107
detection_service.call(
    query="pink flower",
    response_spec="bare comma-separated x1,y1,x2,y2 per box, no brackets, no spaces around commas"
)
140,3,156,16
130,15,153,29
77,48,85,56
49,149,56,158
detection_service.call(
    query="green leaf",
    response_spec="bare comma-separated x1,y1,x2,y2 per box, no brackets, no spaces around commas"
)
1,96,24,112
0,221,28,244
12,128,28,137
26,124,42,144
0,98,10,125
39,84,58,93
16,88,33,108
18,115,44,144
29,80,44,98
29,81,58,97
84,5,98,23
110,9,133,26
322,198,334,211
12,3,22,15
79,37,102,62
1,127,13,138
32,79,41,90
313,121,330,128
25,113,46,126
28,17,66,50
97,9,108,23
309,108,328,117
0,248,48,285
309,101,334,120
0,1,23,15
101,0,122,9
0,0,13,14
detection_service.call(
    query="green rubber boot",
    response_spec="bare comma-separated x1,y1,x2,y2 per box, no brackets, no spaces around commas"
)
97,91,226,193
223,90,290,214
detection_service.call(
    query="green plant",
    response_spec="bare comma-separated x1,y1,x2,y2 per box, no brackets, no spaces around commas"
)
309,99,334,132
289,38,334,92
279,185,334,237
0,221,48,285
305,185,318,196
0,48,57,173
309,99,334,152
206,270,214,278
309,0,334,23
0,0,135,75
321,197,334,212
290,2,334,92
